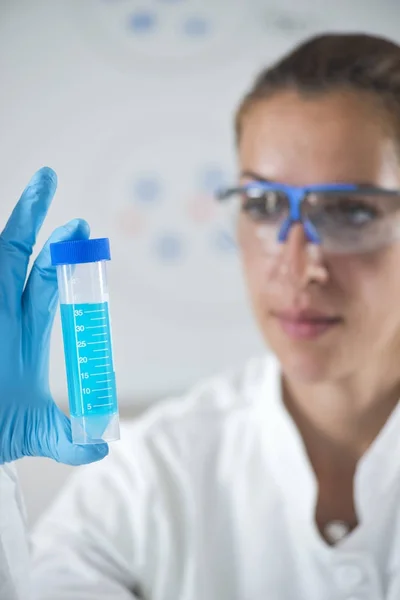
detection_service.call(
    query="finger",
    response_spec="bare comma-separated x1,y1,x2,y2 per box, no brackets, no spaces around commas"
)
21,219,90,368
42,404,109,466
0,167,57,307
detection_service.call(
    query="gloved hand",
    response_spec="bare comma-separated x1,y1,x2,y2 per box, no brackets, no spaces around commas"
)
0,167,109,465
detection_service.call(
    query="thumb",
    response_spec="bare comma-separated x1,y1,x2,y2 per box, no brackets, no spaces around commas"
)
42,403,109,466
22,219,90,346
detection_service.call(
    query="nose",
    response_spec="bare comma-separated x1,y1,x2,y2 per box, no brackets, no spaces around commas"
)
282,222,308,277
274,223,328,287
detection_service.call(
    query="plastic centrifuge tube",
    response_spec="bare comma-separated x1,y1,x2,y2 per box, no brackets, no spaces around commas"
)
50,237,120,445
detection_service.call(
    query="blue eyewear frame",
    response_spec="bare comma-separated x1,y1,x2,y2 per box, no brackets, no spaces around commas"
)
217,181,400,245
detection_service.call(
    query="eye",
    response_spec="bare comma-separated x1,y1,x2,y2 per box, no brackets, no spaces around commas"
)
241,189,287,223
330,197,379,225
308,194,380,227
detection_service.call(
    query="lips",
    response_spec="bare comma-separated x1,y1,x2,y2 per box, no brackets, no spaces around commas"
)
273,309,342,340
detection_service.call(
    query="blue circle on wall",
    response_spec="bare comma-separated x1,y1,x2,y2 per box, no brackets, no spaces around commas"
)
127,11,157,34
133,175,162,204
212,229,237,254
199,166,228,194
154,233,185,262
182,16,210,37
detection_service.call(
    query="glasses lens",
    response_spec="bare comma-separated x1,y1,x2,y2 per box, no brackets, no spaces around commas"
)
303,191,400,253
242,187,288,222
239,187,289,254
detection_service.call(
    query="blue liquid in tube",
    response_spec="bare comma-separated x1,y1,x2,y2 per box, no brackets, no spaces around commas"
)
60,301,118,439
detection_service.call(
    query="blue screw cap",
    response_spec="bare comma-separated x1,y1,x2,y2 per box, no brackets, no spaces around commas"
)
50,238,111,266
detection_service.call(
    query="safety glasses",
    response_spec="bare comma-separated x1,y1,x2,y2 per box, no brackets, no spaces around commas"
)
217,181,400,254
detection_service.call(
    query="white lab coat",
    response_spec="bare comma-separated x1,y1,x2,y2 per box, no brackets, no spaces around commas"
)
2,354,400,599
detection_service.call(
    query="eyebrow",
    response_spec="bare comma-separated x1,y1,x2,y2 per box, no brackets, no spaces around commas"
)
240,170,396,191
240,170,275,183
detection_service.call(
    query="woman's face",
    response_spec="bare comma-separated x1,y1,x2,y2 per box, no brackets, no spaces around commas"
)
238,89,400,383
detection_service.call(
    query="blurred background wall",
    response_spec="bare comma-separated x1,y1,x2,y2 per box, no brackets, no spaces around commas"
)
1,0,400,523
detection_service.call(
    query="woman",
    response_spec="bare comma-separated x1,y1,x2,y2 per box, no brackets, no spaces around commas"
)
2,31,400,599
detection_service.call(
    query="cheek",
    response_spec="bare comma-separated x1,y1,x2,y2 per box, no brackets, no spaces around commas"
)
238,239,264,299
237,218,256,283
239,242,279,314
332,252,400,326
239,244,260,289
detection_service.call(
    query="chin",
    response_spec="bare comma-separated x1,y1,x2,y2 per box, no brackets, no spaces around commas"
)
277,349,338,384
263,327,343,384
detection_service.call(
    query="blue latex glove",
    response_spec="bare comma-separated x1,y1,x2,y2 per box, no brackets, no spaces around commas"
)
0,167,109,465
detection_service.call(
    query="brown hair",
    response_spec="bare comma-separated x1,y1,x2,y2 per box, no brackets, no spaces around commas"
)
236,33,400,142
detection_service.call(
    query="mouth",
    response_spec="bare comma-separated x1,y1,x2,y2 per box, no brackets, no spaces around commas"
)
272,309,342,340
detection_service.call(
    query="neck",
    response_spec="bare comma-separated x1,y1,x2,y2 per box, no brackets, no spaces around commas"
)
283,366,400,461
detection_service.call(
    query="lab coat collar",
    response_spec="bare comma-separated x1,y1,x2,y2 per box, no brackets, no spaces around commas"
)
253,354,400,524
